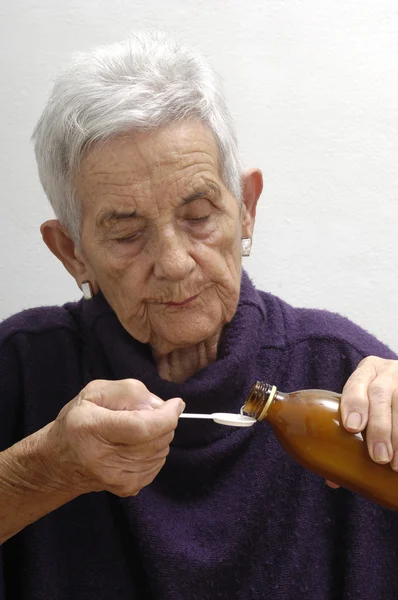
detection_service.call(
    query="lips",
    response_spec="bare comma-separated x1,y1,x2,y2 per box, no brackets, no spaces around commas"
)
164,294,199,307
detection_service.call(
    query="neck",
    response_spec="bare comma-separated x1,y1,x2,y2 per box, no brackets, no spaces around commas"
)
152,333,221,383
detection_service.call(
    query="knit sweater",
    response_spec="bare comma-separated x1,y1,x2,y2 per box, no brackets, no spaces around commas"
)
0,272,397,600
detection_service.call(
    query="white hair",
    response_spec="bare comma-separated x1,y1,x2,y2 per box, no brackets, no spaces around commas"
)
32,32,244,244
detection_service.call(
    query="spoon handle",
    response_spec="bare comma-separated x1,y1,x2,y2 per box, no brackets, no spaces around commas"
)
179,413,214,419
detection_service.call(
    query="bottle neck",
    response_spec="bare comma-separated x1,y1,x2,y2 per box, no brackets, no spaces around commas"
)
243,381,279,421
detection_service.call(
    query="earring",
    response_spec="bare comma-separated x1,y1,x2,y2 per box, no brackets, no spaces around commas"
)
241,237,252,257
81,281,94,300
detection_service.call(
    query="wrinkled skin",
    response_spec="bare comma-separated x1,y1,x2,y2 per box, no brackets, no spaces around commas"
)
43,121,261,381
41,121,398,491
46,379,184,497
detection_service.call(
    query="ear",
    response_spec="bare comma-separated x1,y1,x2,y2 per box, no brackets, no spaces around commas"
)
240,168,263,239
40,220,97,292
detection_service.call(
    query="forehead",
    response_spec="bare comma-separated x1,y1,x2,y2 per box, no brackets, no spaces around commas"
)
76,121,222,201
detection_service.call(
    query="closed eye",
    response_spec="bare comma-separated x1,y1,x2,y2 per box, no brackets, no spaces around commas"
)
188,215,210,223
115,232,142,244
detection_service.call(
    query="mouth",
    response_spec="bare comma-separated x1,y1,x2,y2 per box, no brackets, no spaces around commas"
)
164,294,200,307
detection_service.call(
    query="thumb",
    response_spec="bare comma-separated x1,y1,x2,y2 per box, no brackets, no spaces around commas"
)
93,397,186,445
157,397,186,417
81,379,165,411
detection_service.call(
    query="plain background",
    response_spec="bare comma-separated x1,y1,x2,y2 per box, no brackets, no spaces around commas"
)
1,0,397,352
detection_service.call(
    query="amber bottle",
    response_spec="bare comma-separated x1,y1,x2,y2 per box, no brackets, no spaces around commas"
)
242,382,398,510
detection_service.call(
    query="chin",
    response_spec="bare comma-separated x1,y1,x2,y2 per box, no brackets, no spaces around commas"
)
151,317,222,354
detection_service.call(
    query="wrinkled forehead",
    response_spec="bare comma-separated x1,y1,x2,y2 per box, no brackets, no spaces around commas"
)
75,121,223,205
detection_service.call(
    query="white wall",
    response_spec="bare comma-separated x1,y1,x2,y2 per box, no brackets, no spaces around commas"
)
1,0,397,352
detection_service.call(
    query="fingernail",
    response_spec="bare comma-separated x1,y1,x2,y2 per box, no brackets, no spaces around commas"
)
373,442,390,463
179,400,186,415
150,395,163,408
326,480,340,489
345,412,362,430
391,452,398,471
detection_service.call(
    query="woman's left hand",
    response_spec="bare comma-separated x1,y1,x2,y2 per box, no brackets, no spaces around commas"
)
326,356,398,488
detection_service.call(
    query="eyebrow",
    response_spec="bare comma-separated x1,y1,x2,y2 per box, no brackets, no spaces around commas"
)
97,209,138,228
96,184,220,228
181,184,220,205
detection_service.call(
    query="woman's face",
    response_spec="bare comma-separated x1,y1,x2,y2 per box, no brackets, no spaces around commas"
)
75,121,256,354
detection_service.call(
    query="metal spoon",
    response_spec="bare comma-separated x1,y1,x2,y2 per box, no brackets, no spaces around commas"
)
179,412,256,427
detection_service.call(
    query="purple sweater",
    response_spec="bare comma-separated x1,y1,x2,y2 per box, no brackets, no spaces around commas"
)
0,272,397,600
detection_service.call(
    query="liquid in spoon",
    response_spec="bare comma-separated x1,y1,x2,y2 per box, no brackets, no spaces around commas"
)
179,413,256,427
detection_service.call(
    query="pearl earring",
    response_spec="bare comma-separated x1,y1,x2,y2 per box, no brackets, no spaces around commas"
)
81,281,94,300
241,237,252,257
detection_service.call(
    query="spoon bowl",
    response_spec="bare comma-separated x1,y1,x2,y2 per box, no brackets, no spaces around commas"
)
179,412,256,427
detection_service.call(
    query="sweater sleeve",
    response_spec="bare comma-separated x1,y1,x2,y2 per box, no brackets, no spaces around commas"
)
0,331,23,598
0,335,23,453
0,305,83,453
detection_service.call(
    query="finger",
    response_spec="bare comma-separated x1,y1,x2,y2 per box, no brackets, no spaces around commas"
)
100,397,185,445
390,388,398,471
81,379,164,411
341,359,377,432
111,459,167,497
133,458,167,488
366,379,394,464
118,431,175,459
114,444,172,467
325,480,340,489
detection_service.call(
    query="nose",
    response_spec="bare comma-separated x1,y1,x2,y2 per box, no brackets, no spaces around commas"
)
153,227,196,281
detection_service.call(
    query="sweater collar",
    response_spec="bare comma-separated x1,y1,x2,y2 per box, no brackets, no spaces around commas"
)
80,270,267,447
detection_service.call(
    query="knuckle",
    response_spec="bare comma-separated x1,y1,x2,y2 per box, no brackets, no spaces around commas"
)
126,378,147,395
341,393,367,411
340,391,368,417
81,380,100,398
138,443,158,459
354,356,379,378
367,419,391,440
80,379,109,403
62,407,93,440
363,355,381,365
112,464,166,497
368,383,390,403
131,436,170,459
136,446,156,460
377,425,391,440
161,445,171,459
152,437,172,457
391,396,398,450
384,360,398,372
359,356,376,368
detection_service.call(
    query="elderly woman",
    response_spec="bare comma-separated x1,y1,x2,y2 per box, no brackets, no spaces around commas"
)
1,32,398,600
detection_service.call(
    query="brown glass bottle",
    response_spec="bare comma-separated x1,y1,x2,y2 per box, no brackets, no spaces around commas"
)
242,382,398,510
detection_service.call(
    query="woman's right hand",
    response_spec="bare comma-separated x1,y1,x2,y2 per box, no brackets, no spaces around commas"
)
46,379,184,497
